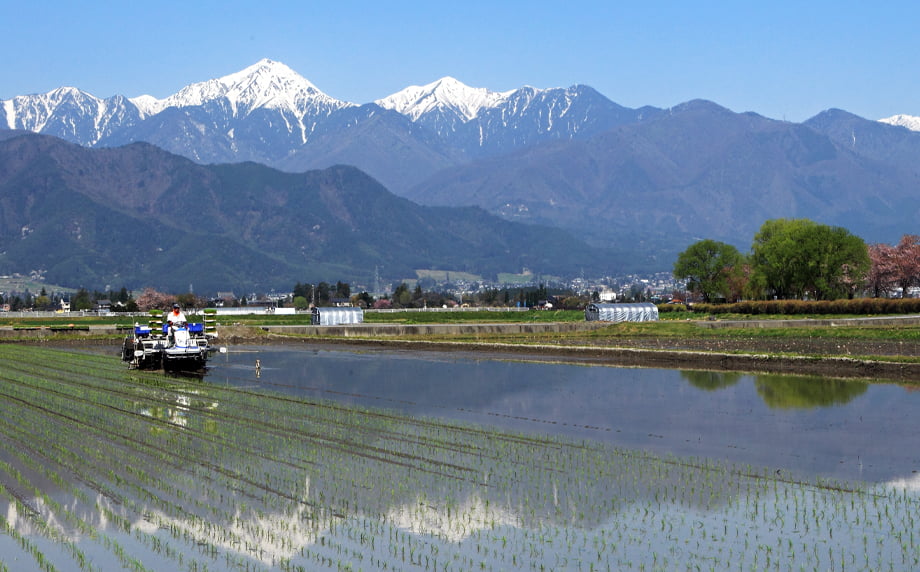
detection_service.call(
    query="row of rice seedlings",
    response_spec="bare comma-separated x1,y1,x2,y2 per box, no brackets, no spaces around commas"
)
0,348,262,568
129,356,920,568
204,360,920,569
0,432,188,572
151,364,920,568
0,346,410,564
1,345,918,570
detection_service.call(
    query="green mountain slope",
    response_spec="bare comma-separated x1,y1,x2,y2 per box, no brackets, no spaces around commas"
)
0,133,612,292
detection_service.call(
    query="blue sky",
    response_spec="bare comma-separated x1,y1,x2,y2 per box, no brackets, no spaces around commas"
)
3,1,917,122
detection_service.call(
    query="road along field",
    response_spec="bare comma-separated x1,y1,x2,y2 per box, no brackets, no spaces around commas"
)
0,344,918,570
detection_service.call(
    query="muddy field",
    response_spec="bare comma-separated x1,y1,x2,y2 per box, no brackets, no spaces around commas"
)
250,333,920,383
565,336,920,357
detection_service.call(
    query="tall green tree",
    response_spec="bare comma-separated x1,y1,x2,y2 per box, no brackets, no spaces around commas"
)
751,219,869,300
335,281,351,299
71,288,93,311
673,239,744,302
316,282,331,305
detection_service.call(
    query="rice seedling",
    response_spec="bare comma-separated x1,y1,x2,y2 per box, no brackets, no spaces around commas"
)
0,345,915,570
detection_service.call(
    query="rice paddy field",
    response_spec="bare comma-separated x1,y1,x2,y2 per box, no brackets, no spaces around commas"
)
0,344,918,571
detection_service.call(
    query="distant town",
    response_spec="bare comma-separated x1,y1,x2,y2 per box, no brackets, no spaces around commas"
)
0,272,685,313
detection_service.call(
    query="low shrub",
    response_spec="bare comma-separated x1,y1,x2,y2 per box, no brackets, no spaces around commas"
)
690,298,920,316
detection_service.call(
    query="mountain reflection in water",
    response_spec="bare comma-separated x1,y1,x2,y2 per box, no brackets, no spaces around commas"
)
205,345,918,483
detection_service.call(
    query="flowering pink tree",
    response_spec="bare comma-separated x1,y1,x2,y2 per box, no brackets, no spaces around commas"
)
868,235,920,298
867,243,897,297
134,288,176,311
372,298,393,310
893,235,920,297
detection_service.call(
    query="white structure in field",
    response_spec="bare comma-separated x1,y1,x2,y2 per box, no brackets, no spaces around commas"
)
311,306,363,326
585,302,658,322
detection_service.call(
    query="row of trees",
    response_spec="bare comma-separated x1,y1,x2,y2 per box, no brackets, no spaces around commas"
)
378,283,569,309
673,218,902,302
291,281,354,309
2,282,592,313
0,286,138,312
286,280,608,310
292,281,587,310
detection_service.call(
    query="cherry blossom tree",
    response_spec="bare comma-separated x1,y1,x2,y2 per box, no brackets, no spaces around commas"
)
134,288,176,311
892,235,920,297
867,243,898,297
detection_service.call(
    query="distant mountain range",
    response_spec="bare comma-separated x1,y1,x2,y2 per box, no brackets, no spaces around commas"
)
2,59,919,290
0,132,613,293
1,59,651,192
406,102,920,255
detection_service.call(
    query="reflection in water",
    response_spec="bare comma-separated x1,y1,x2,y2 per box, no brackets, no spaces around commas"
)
0,345,918,571
681,370,743,391
755,374,869,408
205,346,919,484
3,356,917,571
680,370,870,409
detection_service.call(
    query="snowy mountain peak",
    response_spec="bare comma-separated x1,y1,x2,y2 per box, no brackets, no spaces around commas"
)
129,58,352,118
47,86,97,102
2,86,104,133
376,77,514,121
879,114,920,132
129,94,160,117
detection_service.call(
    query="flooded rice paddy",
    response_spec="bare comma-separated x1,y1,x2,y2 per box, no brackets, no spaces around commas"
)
0,343,918,570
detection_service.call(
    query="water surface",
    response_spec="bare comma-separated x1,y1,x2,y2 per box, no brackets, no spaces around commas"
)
204,344,920,484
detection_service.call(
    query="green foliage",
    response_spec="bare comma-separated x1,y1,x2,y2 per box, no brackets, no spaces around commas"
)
71,288,93,311
392,283,412,307
334,281,351,299
673,239,744,302
751,218,870,300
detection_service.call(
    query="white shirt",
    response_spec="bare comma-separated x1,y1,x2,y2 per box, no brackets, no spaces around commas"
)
166,309,187,324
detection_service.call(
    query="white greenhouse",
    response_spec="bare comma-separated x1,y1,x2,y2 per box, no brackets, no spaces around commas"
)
311,306,364,326
585,302,659,323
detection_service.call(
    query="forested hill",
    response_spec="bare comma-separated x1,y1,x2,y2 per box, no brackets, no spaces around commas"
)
0,133,614,292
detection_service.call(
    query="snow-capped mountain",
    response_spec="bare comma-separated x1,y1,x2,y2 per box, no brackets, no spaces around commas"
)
879,114,920,132
130,59,353,121
0,59,649,189
376,77,513,122
376,77,650,157
2,87,142,145
4,59,920,284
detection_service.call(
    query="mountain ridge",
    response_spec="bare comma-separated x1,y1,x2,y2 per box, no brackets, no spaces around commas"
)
0,132,615,292
404,99,920,256
2,60,919,285
3,59,649,194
